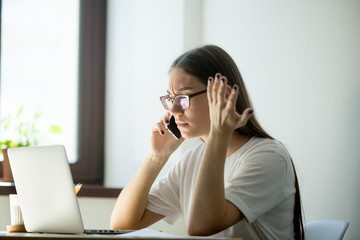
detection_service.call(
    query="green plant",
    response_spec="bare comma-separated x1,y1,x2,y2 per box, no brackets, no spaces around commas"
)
0,106,62,149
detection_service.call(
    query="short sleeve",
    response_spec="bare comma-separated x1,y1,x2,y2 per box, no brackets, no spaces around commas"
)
147,161,182,224
146,142,205,225
224,141,295,223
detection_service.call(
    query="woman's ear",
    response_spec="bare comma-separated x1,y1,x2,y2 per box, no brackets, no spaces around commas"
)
225,84,232,100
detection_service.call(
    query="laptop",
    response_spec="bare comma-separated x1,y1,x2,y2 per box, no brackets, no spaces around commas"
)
8,145,131,234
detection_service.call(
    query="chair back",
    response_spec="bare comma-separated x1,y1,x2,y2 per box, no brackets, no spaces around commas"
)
304,220,349,240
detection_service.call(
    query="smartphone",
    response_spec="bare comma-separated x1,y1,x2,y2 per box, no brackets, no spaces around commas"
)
166,115,181,140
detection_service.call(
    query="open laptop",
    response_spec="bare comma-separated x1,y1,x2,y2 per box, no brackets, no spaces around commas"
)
8,145,131,234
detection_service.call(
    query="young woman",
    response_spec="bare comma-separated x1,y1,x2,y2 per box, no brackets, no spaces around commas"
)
111,45,304,239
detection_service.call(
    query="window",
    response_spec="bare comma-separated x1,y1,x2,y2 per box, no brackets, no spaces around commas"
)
0,0,106,184
1,0,80,163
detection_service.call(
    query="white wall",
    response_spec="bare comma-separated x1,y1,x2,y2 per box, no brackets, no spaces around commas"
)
0,196,9,230
104,0,185,187
201,0,360,239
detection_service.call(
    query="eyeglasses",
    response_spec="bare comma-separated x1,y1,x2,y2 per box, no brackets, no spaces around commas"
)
160,89,207,110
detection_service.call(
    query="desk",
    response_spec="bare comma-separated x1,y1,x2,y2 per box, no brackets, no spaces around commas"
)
0,228,241,240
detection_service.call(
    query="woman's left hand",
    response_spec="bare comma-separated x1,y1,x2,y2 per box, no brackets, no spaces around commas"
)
207,73,253,136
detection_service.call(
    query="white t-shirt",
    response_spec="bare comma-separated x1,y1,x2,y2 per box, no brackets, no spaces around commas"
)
147,137,296,239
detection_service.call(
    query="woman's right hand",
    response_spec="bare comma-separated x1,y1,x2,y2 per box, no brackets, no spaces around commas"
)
149,112,184,159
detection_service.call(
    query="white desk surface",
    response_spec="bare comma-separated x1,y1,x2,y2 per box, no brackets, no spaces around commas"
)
0,228,242,240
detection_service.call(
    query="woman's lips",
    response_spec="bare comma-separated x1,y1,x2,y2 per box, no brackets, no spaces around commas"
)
176,121,188,128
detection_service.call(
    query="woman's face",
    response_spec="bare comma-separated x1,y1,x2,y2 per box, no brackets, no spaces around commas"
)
167,68,210,139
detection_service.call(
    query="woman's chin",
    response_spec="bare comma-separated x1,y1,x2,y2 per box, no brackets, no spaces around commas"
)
180,131,198,139
179,131,189,139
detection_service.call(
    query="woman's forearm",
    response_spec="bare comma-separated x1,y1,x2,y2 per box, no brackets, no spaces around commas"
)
110,153,168,229
188,131,231,235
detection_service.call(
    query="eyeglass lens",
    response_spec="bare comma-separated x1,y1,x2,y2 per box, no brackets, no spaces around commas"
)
164,96,189,110
160,89,206,110
176,96,189,109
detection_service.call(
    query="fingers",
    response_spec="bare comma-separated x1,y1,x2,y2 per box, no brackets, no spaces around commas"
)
225,85,253,127
225,84,238,112
207,73,227,104
162,112,171,126
236,108,254,128
152,122,166,136
153,112,171,136
207,73,254,130
218,76,227,103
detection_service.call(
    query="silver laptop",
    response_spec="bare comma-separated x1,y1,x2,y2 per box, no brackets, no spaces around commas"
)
8,145,131,234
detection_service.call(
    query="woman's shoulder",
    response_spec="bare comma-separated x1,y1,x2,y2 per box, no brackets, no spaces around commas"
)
230,137,291,166
245,137,289,155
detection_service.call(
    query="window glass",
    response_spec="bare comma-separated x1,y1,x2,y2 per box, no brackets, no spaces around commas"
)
1,0,80,162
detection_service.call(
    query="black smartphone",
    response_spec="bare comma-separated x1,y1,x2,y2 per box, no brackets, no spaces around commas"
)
166,115,181,140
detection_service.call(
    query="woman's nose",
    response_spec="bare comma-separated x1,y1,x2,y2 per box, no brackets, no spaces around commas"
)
169,103,184,116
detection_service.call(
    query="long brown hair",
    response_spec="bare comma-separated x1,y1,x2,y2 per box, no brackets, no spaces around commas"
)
171,45,304,240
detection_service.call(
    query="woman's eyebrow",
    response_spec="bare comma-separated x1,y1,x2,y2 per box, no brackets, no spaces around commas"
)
167,87,194,95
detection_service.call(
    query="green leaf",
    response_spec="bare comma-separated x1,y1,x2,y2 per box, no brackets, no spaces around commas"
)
4,117,10,130
48,125,62,134
16,105,24,119
7,140,18,148
33,112,42,119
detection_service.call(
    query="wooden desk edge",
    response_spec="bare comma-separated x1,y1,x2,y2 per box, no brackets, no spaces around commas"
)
0,183,122,198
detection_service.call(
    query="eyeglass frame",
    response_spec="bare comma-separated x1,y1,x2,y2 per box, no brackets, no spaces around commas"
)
159,89,207,110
